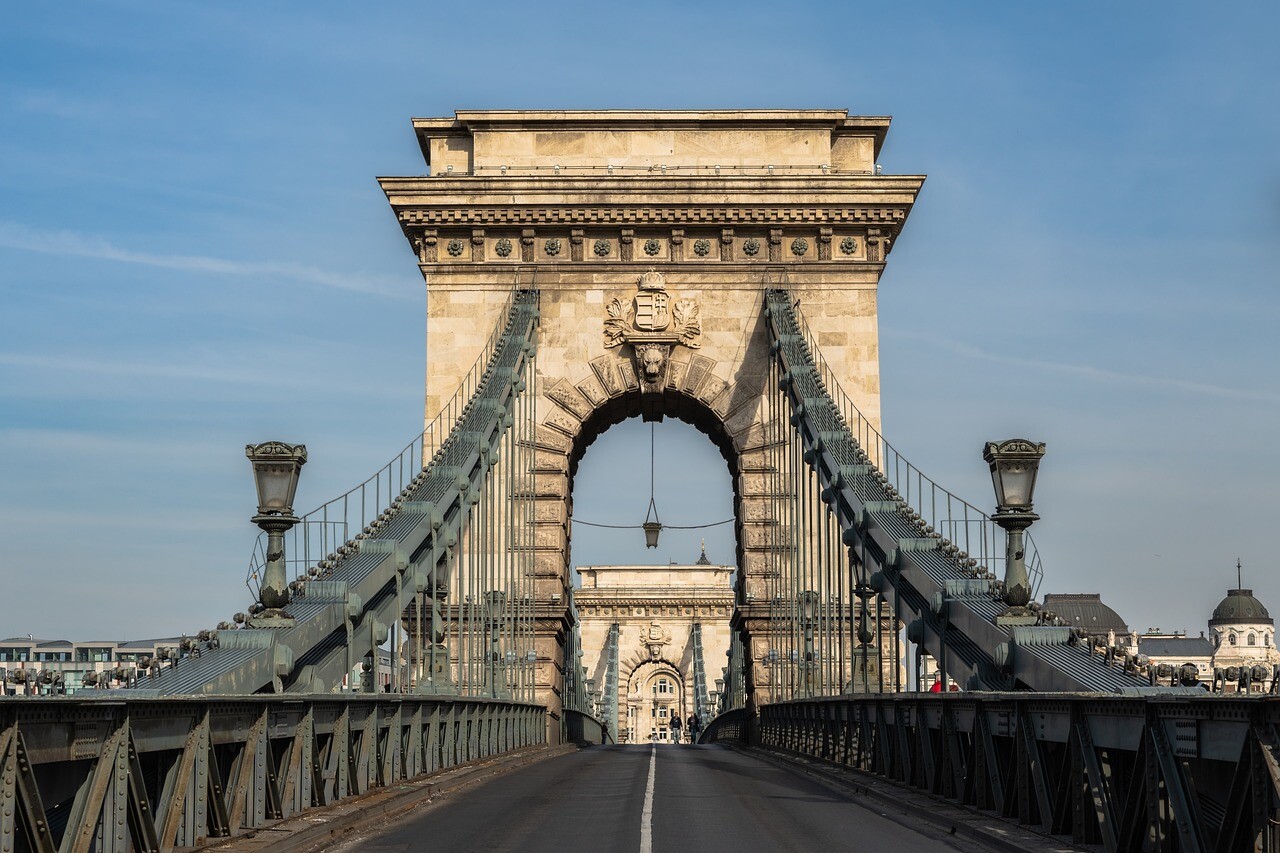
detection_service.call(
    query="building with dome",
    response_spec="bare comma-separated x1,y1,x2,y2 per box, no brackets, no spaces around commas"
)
1209,564,1277,674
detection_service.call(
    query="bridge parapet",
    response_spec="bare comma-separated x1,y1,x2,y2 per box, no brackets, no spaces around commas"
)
761,693,1280,852
0,694,545,852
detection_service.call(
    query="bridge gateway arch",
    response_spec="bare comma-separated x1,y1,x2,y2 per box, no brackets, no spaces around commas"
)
380,110,922,730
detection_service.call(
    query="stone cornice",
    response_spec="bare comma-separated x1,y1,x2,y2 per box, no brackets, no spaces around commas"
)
380,175,925,206
393,204,910,227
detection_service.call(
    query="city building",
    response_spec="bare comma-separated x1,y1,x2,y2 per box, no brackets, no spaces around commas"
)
0,636,187,695
1208,582,1277,673
1133,630,1214,684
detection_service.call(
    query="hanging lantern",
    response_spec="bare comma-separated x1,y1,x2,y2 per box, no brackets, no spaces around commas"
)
642,422,661,548
643,520,662,549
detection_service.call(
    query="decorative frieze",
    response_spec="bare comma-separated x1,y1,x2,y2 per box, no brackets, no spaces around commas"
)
408,221,882,267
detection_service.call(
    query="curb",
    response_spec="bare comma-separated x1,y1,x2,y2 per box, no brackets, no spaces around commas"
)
199,742,580,853
740,746,1086,853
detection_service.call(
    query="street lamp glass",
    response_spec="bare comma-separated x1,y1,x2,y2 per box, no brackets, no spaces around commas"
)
245,442,307,515
982,440,1045,511
642,521,662,549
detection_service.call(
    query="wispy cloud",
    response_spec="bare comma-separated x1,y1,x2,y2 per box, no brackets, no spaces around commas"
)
887,330,1280,404
0,352,279,385
0,351,413,401
0,221,412,298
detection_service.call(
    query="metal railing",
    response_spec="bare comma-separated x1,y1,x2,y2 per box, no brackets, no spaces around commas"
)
698,707,747,744
1,694,545,853
762,693,1280,853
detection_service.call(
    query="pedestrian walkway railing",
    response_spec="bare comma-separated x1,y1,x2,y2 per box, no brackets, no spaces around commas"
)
1,694,545,852
698,707,747,744
563,708,615,746
762,693,1280,852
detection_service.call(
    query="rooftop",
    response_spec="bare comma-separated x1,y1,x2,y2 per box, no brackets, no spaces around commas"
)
1138,636,1215,658
1042,593,1130,636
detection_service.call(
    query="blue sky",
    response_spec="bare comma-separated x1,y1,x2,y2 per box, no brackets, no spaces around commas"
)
1,3,1277,642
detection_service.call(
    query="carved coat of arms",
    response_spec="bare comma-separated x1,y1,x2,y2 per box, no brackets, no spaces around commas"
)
604,271,701,391
643,621,672,660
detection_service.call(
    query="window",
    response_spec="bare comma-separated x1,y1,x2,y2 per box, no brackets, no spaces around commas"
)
652,678,672,696
1229,634,1238,645
1249,633,1257,646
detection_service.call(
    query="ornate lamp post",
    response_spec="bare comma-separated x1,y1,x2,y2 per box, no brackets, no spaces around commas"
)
246,442,307,626
982,439,1046,627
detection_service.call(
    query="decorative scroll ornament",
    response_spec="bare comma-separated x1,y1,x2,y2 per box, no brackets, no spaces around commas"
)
603,271,702,392
245,441,308,461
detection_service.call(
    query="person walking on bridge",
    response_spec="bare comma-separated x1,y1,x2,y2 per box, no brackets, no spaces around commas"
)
668,712,682,743
687,712,701,743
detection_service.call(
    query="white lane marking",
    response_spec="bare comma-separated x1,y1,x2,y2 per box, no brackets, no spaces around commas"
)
640,744,657,853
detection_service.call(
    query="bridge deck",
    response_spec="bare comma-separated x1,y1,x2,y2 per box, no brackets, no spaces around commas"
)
321,745,1023,853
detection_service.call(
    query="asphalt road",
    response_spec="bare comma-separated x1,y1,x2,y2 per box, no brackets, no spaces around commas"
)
330,744,985,853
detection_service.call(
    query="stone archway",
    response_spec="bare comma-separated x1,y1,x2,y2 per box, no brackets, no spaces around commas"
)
525,287,789,734
624,658,686,743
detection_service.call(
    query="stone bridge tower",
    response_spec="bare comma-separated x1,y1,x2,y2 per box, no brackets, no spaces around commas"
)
381,110,923,732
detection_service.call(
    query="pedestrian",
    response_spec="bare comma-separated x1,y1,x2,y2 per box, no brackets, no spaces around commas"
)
686,712,701,743
668,713,682,743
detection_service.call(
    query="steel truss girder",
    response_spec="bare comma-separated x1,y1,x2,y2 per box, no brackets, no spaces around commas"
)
762,694,1280,852
0,695,545,852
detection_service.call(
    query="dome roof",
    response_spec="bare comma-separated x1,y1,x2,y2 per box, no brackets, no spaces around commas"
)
1210,588,1273,626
